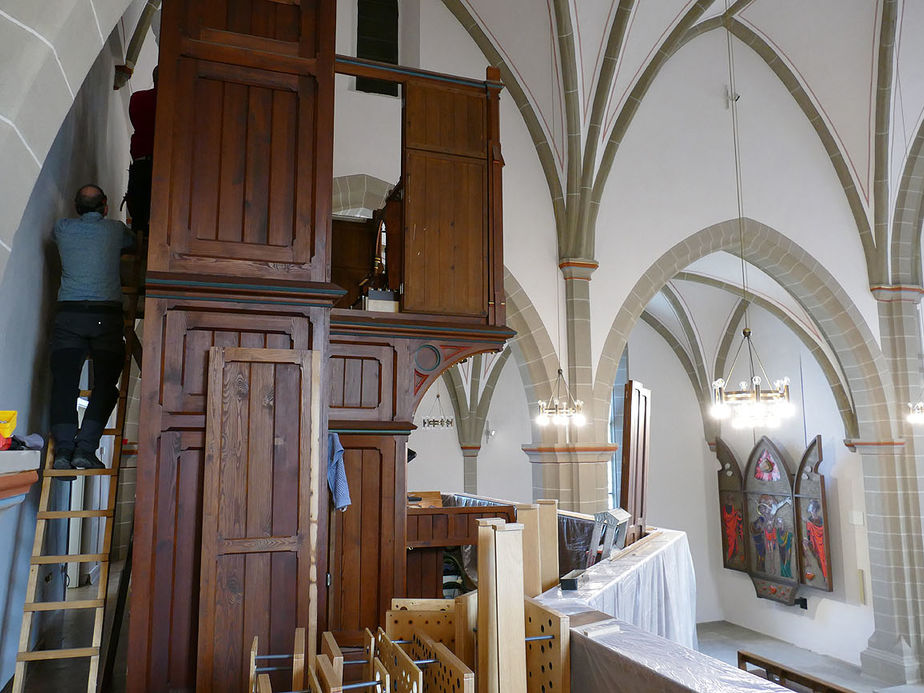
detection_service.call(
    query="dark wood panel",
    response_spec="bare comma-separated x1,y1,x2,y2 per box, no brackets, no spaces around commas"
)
620,380,651,531
328,343,394,420
406,548,444,599
163,309,310,414
406,506,515,548
405,81,486,158
185,0,303,44
327,434,405,638
403,151,487,317
331,217,376,309
198,347,321,692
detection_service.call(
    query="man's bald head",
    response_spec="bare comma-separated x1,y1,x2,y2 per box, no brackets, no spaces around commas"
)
74,185,107,216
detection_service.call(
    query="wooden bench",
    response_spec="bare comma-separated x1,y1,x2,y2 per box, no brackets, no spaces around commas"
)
738,650,855,693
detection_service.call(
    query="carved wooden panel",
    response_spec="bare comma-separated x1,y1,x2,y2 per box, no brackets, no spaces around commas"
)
163,309,311,413
403,151,487,317
328,435,405,640
328,343,394,420
198,347,321,692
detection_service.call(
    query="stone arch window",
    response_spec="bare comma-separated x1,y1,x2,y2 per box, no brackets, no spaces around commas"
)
356,0,399,96
608,348,629,508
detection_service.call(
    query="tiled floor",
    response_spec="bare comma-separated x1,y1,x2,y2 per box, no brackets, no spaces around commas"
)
697,621,924,693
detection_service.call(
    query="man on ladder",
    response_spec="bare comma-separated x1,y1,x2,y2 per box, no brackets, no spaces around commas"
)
50,184,135,477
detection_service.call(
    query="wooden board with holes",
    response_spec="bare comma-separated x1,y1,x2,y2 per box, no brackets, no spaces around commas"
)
376,628,423,693
412,632,474,693
321,631,344,684
392,598,456,612
524,598,569,693
385,607,455,651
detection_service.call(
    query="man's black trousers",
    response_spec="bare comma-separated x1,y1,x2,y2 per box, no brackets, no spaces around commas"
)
50,304,125,455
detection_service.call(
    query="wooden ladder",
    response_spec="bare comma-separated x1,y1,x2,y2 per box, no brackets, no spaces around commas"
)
12,253,144,693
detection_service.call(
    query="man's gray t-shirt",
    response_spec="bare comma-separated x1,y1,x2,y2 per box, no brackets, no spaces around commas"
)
54,212,134,302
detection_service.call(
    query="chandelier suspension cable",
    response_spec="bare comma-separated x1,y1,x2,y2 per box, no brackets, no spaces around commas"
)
709,8,795,429
724,3,750,320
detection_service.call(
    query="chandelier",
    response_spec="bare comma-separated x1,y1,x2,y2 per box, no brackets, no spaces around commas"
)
708,20,795,430
536,368,585,427
421,392,454,429
711,329,794,429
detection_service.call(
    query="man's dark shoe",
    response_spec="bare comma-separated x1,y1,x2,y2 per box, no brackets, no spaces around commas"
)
53,451,76,481
71,450,105,470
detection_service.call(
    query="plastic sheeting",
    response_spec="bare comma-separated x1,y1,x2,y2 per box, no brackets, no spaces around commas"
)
537,529,698,649
570,618,788,692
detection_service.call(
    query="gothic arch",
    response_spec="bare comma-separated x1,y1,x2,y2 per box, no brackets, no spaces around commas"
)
592,218,895,443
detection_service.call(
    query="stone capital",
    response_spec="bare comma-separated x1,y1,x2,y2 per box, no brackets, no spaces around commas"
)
558,258,598,281
870,284,924,304
521,442,617,465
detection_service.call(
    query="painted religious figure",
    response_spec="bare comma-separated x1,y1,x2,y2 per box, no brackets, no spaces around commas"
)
775,515,793,578
802,499,828,582
722,500,744,564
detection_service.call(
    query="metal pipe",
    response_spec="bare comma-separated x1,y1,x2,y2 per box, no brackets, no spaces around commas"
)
341,682,383,691
255,654,293,660
255,666,292,672
524,635,555,642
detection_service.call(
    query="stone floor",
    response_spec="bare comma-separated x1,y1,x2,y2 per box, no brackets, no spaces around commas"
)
4,562,129,693
697,621,924,693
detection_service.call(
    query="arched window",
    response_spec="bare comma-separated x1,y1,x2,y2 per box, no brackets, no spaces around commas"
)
356,0,399,96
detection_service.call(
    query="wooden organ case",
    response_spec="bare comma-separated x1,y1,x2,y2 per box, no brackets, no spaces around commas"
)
127,3,509,692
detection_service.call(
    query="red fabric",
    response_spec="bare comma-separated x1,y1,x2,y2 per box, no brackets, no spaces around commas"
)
129,86,157,159
806,520,828,579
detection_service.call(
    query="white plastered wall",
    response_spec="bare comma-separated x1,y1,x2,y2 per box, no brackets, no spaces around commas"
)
629,299,874,664
591,30,880,383
0,21,143,685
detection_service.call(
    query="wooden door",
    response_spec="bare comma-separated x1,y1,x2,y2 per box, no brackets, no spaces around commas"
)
620,380,651,529
402,81,489,317
327,434,406,643
197,347,321,691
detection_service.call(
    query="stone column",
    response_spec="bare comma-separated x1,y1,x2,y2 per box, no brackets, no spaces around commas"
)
857,286,924,683
522,443,617,513
461,445,480,494
559,259,597,426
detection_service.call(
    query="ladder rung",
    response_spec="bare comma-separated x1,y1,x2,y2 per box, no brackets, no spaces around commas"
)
24,599,104,612
17,647,99,661
45,468,117,477
32,553,106,565
37,510,113,519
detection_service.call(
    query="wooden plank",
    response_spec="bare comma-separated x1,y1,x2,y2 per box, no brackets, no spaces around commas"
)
524,598,569,693
292,627,306,690
198,347,321,692
17,647,98,661
23,600,103,612
321,631,344,684
455,590,478,670
316,653,343,692
536,499,560,592
257,673,273,693
31,553,106,564
492,524,527,693
476,518,504,693
412,631,474,693
391,598,455,611
516,504,541,597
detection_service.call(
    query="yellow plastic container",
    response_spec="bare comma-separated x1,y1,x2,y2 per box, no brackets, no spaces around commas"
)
0,411,17,438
